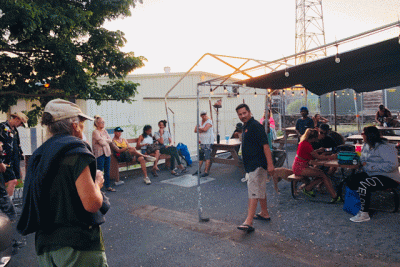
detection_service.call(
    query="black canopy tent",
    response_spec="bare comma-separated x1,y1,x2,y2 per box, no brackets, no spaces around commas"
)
237,37,400,96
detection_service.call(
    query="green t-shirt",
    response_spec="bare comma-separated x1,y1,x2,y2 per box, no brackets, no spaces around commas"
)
35,154,105,255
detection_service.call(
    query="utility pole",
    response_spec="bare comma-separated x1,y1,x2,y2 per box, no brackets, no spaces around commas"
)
295,0,327,64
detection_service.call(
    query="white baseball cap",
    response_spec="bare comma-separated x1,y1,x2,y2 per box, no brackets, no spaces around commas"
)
44,99,94,122
200,110,207,115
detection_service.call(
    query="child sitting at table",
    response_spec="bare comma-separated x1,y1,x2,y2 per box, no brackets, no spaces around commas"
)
292,128,341,203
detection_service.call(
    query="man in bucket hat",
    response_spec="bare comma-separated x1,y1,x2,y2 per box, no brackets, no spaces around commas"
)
0,111,29,199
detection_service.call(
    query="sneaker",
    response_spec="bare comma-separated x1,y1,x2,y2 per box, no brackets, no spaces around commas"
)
145,156,156,162
302,188,316,198
200,173,209,177
350,211,370,223
143,177,151,185
192,170,201,176
328,196,344,204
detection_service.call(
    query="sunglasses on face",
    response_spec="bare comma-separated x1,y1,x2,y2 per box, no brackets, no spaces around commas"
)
320,131,327,135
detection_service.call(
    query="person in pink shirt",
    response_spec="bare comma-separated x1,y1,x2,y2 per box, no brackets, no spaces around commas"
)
260,110,275,129
92,116,115,192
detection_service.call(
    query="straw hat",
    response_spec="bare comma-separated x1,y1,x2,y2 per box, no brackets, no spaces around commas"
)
11,112,28,127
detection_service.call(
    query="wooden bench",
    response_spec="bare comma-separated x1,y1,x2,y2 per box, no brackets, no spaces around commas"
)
287,174,308,199
110,138,171,183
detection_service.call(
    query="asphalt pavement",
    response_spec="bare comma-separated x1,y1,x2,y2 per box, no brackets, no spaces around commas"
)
8,145,400,266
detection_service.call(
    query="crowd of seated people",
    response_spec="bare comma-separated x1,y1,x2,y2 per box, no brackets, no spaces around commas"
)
91,118,189,187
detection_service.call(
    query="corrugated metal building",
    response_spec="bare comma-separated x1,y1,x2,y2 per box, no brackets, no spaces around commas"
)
85,71,268,154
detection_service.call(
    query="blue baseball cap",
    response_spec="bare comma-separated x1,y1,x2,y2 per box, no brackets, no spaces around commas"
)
300,106,308,112
114,127,124,132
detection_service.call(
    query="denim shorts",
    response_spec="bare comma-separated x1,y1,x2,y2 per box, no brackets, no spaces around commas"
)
199,144,212,161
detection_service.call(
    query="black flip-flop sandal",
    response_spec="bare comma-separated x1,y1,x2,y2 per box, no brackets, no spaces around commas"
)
237,224,255,233
106,187,116,192
254,214,271,221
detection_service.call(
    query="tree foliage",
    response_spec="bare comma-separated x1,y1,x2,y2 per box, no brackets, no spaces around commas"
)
286,99,318,115
0,0,146,126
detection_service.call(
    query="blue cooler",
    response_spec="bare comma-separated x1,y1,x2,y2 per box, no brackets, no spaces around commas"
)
338,151,359,165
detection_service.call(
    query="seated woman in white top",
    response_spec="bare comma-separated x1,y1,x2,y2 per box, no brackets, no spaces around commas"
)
155,120,187,176
137,125,160,178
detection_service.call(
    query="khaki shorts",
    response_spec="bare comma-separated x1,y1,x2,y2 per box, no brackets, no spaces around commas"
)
246,167,268,199
38,247,108,267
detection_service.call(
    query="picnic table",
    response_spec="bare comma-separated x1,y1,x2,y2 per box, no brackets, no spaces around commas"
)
284,126,297,135
376,126,400,131
210,139,242,167
346,135,400,143
375,126,400,136
274,127,298,148
310,158,360,198
310,159,359,172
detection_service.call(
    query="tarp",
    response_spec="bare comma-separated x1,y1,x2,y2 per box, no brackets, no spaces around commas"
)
237,37,400,95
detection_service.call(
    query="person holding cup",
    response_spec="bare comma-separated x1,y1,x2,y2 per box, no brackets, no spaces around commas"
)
17,99,108,266
231,123,243,139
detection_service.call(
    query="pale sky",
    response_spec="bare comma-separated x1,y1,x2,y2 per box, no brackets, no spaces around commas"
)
104,0,400,76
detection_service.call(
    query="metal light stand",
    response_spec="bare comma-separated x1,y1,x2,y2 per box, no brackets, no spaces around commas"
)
214,100,222,144
196,84,209,223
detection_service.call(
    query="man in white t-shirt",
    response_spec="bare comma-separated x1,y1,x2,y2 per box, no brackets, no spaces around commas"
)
193,110,214,177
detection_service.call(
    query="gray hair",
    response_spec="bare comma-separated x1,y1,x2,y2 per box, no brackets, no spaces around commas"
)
41,112,80,136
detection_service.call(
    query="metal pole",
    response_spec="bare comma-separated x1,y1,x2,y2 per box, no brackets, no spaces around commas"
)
384,89,388,108
318,96,322,114
361,92,364,129
168,107,175,145
328,93,332,124
283,90,289,168
196,84,209,223
333,91,337,132
265,93,269,133
305,89,308,107
353,90,360,133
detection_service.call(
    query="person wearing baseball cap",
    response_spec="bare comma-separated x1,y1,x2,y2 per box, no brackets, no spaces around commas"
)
111,126,156,184
17,99,109,266
295,106,314,138
0,111,29,200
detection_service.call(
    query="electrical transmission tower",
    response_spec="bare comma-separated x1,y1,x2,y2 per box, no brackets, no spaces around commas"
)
295,0,327,64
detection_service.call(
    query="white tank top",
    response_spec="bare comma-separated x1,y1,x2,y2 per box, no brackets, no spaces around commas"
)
141,135,153,149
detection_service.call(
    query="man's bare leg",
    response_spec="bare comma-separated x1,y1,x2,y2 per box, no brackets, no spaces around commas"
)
258,198,270,218
204,160,211,174
242,198,258,227
6,180,17,197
